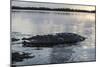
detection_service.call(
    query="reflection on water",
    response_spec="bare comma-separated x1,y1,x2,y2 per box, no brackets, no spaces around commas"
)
50,46,75,63
11,10,96,65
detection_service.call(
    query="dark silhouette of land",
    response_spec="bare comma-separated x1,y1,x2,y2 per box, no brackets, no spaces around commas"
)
12,6,95,13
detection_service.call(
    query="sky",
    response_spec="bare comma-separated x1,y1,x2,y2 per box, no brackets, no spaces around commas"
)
12,0,96,5
12,0,95,11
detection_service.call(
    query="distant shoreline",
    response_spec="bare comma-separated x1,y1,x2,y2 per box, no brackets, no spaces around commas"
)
12,6,95,13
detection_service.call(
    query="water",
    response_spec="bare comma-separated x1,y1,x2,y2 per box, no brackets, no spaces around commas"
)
11,10,96,65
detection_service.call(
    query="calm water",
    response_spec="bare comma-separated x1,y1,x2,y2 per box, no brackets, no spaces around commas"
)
11,10,96,65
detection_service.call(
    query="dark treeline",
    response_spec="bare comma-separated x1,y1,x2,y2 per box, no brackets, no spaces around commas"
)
12,6,95,13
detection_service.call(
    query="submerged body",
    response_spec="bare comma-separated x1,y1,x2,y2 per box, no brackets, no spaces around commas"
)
22,33,86,47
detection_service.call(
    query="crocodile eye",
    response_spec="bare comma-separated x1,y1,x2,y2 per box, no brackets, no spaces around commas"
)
80,37,83,41
81,37,86,41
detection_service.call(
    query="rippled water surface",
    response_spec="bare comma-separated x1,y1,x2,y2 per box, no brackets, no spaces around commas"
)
11,10,96,65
